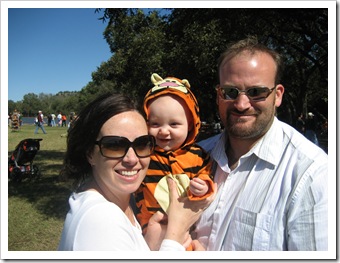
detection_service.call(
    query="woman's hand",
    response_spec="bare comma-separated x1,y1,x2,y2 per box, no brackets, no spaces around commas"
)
144,177,216,250
165,177,216,244
144,211,168,251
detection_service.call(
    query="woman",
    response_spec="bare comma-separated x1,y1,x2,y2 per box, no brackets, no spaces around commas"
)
58,93,213,251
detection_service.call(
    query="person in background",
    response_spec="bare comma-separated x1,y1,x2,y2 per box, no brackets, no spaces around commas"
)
51,113,56,127
61,114,67,127
296,112,305,134
193,36,328,251
47,114,52,127
68,112,76,129
58,93,214,251
34,110,47,134
304,112,319,146
57,112,62,127
18,111,23,126
135,74,215,250
11,109,20,131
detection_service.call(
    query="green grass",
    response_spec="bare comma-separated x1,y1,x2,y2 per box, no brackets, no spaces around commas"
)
8,124,73,251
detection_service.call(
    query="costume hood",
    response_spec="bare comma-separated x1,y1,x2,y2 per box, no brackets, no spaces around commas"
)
143,73,201,150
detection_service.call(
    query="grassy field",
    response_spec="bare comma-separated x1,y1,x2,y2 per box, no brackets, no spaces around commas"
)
7,122,328,252
8,124,73,251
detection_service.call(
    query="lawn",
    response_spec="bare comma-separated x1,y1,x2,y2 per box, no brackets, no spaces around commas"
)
8,124,73,251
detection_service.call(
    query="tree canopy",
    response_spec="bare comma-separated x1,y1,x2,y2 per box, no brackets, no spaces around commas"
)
9,8,328,128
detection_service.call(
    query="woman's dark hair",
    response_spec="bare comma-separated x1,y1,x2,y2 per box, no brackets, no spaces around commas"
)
60,93,139,189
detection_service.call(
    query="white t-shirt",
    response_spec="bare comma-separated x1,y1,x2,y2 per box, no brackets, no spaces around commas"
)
58,191,184,251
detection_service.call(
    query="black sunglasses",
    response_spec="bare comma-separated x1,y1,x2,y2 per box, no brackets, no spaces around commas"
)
218,85,276,101
95,135,155,159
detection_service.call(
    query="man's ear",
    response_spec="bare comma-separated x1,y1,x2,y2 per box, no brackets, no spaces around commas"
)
216,90,220,106
275,84,284,107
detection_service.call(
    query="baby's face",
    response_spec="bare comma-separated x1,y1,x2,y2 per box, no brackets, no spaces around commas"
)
147,95,190,151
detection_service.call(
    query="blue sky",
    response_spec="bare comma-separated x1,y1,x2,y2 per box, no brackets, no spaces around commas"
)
8,8,111,102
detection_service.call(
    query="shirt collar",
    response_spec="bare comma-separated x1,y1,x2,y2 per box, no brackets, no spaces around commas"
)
212,117,282,168
250,117,282,166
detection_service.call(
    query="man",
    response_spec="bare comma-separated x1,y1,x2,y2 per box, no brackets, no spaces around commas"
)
34,110,47,134
193,36,328,251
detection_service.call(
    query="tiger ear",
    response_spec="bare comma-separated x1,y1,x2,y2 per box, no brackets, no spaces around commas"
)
151,73,163,85
181,79,191,89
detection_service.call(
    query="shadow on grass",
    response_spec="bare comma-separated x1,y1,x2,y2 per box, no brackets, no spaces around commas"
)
8,150,73,220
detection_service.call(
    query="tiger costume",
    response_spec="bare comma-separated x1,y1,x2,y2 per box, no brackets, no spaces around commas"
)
135,73,215,237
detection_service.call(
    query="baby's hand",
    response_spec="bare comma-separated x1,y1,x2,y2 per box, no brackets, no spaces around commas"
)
189,177,209,197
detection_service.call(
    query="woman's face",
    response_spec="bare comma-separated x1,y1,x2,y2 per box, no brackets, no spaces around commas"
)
88,111,150,199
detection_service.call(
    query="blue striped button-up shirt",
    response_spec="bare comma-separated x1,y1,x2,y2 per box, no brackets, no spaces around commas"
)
195,117,328,251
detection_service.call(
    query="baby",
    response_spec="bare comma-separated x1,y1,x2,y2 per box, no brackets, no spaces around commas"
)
135,73,215,247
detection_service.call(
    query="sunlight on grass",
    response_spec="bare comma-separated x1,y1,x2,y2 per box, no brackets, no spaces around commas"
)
8,124,73,251
8,197,64,250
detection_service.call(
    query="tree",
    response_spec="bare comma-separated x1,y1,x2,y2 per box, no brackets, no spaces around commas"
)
21,93,42,116
8,100,17,115
91,8,327,125
163,8,328,124
94,8,168,105
10,8,328,128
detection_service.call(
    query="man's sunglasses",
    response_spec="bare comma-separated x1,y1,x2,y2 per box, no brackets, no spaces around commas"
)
217,85,276,101
95,135,155,159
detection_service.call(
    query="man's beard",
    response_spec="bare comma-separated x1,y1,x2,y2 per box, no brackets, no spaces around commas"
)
226,109,274,140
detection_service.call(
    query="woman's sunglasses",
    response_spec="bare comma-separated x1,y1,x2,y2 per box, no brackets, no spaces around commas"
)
217,85,276,101
95,135,155,159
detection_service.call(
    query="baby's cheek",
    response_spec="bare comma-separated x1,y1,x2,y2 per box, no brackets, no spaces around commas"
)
148,127,158,136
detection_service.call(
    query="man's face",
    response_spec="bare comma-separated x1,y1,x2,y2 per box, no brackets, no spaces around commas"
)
217,51,284,141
